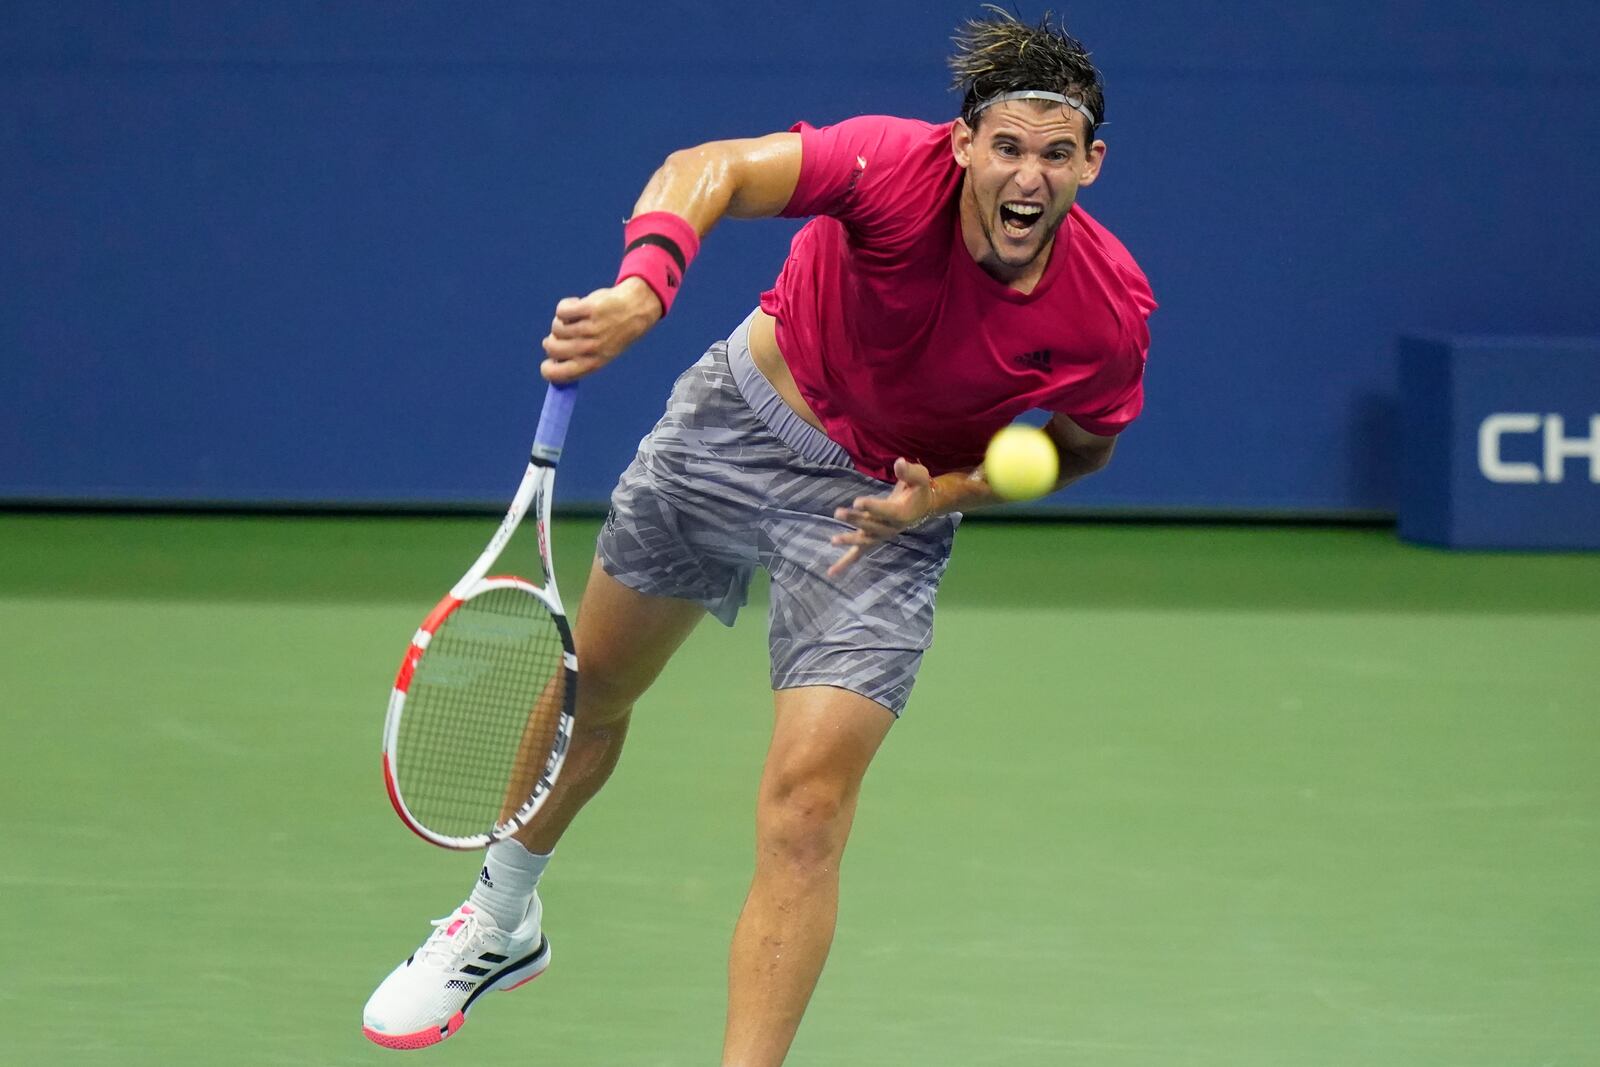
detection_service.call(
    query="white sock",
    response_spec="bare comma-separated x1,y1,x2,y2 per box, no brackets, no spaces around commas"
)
467,839,551,931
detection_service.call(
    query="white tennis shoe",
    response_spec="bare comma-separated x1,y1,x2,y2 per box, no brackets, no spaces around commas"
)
362,896,549,1050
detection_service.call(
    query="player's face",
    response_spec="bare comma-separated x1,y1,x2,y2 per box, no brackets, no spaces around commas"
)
952,102,1105,283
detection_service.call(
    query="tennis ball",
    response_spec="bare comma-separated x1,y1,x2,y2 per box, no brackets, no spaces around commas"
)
983,425,1059,501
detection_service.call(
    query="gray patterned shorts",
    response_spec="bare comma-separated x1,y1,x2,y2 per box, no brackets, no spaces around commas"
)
596,312,960,716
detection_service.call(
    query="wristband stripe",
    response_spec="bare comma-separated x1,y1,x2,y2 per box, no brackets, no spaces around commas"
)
623,233,687,273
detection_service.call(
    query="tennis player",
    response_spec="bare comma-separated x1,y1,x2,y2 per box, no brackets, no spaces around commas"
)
364,9,1155,1062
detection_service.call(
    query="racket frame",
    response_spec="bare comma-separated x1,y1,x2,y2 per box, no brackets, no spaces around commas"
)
381,384,578,850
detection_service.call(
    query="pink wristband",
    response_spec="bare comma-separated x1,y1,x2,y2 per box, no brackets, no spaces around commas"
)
615,211,701,315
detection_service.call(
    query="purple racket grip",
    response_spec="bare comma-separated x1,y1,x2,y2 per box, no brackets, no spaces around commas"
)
532,382,577,463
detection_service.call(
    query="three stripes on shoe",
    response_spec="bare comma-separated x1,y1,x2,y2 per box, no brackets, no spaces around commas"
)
443,950,509,992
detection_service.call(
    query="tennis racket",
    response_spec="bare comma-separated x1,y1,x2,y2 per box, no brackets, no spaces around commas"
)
381,383,579,850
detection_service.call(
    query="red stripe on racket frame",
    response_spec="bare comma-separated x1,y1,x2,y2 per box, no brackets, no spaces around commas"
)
381,752,434,845
393,596,463,693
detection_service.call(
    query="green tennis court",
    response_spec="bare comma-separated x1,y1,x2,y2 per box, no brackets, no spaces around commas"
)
3,513,1597,1066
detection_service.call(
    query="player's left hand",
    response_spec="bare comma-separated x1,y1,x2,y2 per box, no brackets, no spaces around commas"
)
828,457,935,578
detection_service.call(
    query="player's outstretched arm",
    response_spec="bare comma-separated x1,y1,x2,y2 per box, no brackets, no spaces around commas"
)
828,415,1116,576
540,133,802,384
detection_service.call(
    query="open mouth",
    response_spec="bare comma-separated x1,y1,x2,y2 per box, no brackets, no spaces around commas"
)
998,201,1044,239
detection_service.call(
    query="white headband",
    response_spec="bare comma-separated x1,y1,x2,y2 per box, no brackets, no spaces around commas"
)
973,89,1098,131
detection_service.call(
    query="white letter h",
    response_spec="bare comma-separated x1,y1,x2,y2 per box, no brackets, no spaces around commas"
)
1544,415,1600,483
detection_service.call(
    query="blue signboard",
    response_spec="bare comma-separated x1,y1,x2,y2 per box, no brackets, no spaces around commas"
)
1399,337,1600,549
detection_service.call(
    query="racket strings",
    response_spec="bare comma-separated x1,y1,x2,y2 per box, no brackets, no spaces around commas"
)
395,587,568,839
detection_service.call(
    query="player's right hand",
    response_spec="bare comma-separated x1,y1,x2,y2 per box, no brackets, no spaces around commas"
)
540,276,663,384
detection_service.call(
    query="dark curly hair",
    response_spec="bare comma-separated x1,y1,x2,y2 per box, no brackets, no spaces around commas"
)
949,6,1105,140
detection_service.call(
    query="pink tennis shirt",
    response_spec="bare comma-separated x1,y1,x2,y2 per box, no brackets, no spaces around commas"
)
758,115,1157,481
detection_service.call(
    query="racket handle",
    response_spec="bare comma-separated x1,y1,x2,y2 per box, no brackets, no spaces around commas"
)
533,382,578,463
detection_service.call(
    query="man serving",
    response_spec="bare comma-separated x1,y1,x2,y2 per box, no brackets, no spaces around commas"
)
363,9,1156,1064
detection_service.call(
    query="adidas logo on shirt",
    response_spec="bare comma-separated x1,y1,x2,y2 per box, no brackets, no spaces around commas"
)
847,155,867,194
1014,349,1053,372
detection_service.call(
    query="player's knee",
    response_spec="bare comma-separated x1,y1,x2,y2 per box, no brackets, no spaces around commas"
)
755,768,856,873
572,659,643,727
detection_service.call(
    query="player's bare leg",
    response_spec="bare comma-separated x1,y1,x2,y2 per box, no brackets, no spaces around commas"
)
516,555,705,853
722,686,894,1067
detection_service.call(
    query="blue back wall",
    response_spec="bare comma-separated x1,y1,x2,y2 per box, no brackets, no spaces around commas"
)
4,2,1597,511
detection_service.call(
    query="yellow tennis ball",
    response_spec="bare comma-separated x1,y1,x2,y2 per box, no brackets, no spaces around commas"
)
983,425,1060,501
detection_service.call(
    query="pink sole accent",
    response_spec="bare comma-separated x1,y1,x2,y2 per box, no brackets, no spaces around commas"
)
501,968,546,992
361,1010,463,1050
360,961,546,1050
